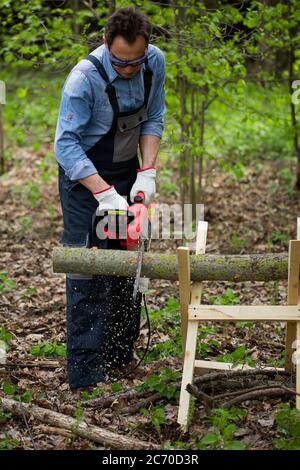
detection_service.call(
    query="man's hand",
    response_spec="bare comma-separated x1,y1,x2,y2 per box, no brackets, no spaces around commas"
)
130,167,156,205
93,186,129,213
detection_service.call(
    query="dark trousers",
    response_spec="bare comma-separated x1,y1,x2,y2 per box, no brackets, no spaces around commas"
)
58,167,141,389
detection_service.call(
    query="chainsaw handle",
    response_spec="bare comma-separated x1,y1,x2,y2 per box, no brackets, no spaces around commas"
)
133,191,145,204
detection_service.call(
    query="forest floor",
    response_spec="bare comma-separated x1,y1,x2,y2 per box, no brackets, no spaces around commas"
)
0,145,299,450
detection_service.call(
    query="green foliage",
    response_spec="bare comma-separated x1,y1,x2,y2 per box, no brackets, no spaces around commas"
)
140,405,167,434
267,351,285,369
73,401,84,422
159,168,178,195
81,386,104,401
163,440,193,450
208,288,240,306
145,298,180,331
142,298,182,363
227,234,248,254
19,390,33,403
22,287,37,298
29,341,66,358
0,326,12,352
111,383,122,393
274,403,300,450
18,216,32,233
197,407,247,450
0,272,17,294
2,382,16,396
196,326,220,358
0,433,21,450
2,383,33,403
217,346,256,368
143,327,182,363
267,231,290,250
218,159,245,181
1,68,65,152
136,368,181,400
0,407,11,424
236,321,255,328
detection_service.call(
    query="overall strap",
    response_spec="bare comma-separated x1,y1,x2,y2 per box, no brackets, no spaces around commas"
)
84,54,119,115
143,60,153,108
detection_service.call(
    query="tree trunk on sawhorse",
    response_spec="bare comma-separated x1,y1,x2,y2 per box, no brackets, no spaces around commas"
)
53,247,288,282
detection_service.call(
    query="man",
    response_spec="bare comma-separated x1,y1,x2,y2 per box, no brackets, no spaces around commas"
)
54,7,166,390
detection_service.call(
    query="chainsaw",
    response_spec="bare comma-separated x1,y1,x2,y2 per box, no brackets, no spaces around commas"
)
89,191,152,299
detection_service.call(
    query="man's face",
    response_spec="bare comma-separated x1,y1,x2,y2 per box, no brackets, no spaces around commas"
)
106,35,147,80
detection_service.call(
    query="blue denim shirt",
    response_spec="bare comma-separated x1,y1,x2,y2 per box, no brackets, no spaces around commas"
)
54,44,166,181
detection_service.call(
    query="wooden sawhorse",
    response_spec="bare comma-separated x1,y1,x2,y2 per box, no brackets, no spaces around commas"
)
177,220,300,430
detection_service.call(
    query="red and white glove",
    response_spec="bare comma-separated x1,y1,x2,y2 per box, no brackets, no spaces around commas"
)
130,167,156,205
93,186,128,214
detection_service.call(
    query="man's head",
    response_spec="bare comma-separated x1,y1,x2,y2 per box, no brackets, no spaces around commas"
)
104,8,151,80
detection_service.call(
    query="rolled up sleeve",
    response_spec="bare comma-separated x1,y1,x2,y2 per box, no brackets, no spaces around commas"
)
140,49,166,138
54,70,98,181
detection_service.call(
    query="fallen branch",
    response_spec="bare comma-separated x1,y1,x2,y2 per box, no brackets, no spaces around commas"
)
193,368,288,385
0,360,63,369
122,392,162,415
1,397,160,450
37,424,74,439
221,387,292,408
83,389,150,409
186,384,214,412
213,383,281,401
280,385,300,398
85,369,289,416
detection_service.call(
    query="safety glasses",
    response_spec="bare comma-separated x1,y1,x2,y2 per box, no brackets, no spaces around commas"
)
109,51,148,68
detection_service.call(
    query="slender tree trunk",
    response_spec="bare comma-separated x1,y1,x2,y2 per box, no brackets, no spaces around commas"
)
190,87,196,217
289,45,300,189
198,98,206,194
0,103,4,175
174,6,189,206
108,0,116,15
71,0,80,36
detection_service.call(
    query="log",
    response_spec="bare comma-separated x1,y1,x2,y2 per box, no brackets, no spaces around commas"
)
1,397,160,450
53,247,288,282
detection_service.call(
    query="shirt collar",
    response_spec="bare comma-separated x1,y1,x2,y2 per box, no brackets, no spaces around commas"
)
102,46,119,83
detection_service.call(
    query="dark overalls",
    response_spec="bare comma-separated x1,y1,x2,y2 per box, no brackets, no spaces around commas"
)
58,55,153,389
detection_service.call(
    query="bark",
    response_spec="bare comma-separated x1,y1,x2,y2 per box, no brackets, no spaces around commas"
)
122,392,162,415
193,368,289,384
0,104,4,175
83,389,150,409
53,247,288,282
221,387,292,409
1,397,160,450
0,360,63,369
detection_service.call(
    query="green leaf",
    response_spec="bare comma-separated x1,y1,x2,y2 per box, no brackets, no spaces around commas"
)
200,433,220,445
225,441,247,450
111,383,122,393
3,383,16,396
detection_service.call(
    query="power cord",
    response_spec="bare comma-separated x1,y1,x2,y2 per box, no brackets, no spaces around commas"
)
18,397,37,450
111,293,151,382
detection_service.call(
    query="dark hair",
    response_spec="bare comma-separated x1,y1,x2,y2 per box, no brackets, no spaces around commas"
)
104,8,151,48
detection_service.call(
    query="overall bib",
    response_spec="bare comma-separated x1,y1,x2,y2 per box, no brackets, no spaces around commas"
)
58,55,153,389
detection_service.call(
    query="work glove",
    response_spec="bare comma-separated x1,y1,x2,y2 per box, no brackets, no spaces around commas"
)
130,167,156,205
93,185,128,214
